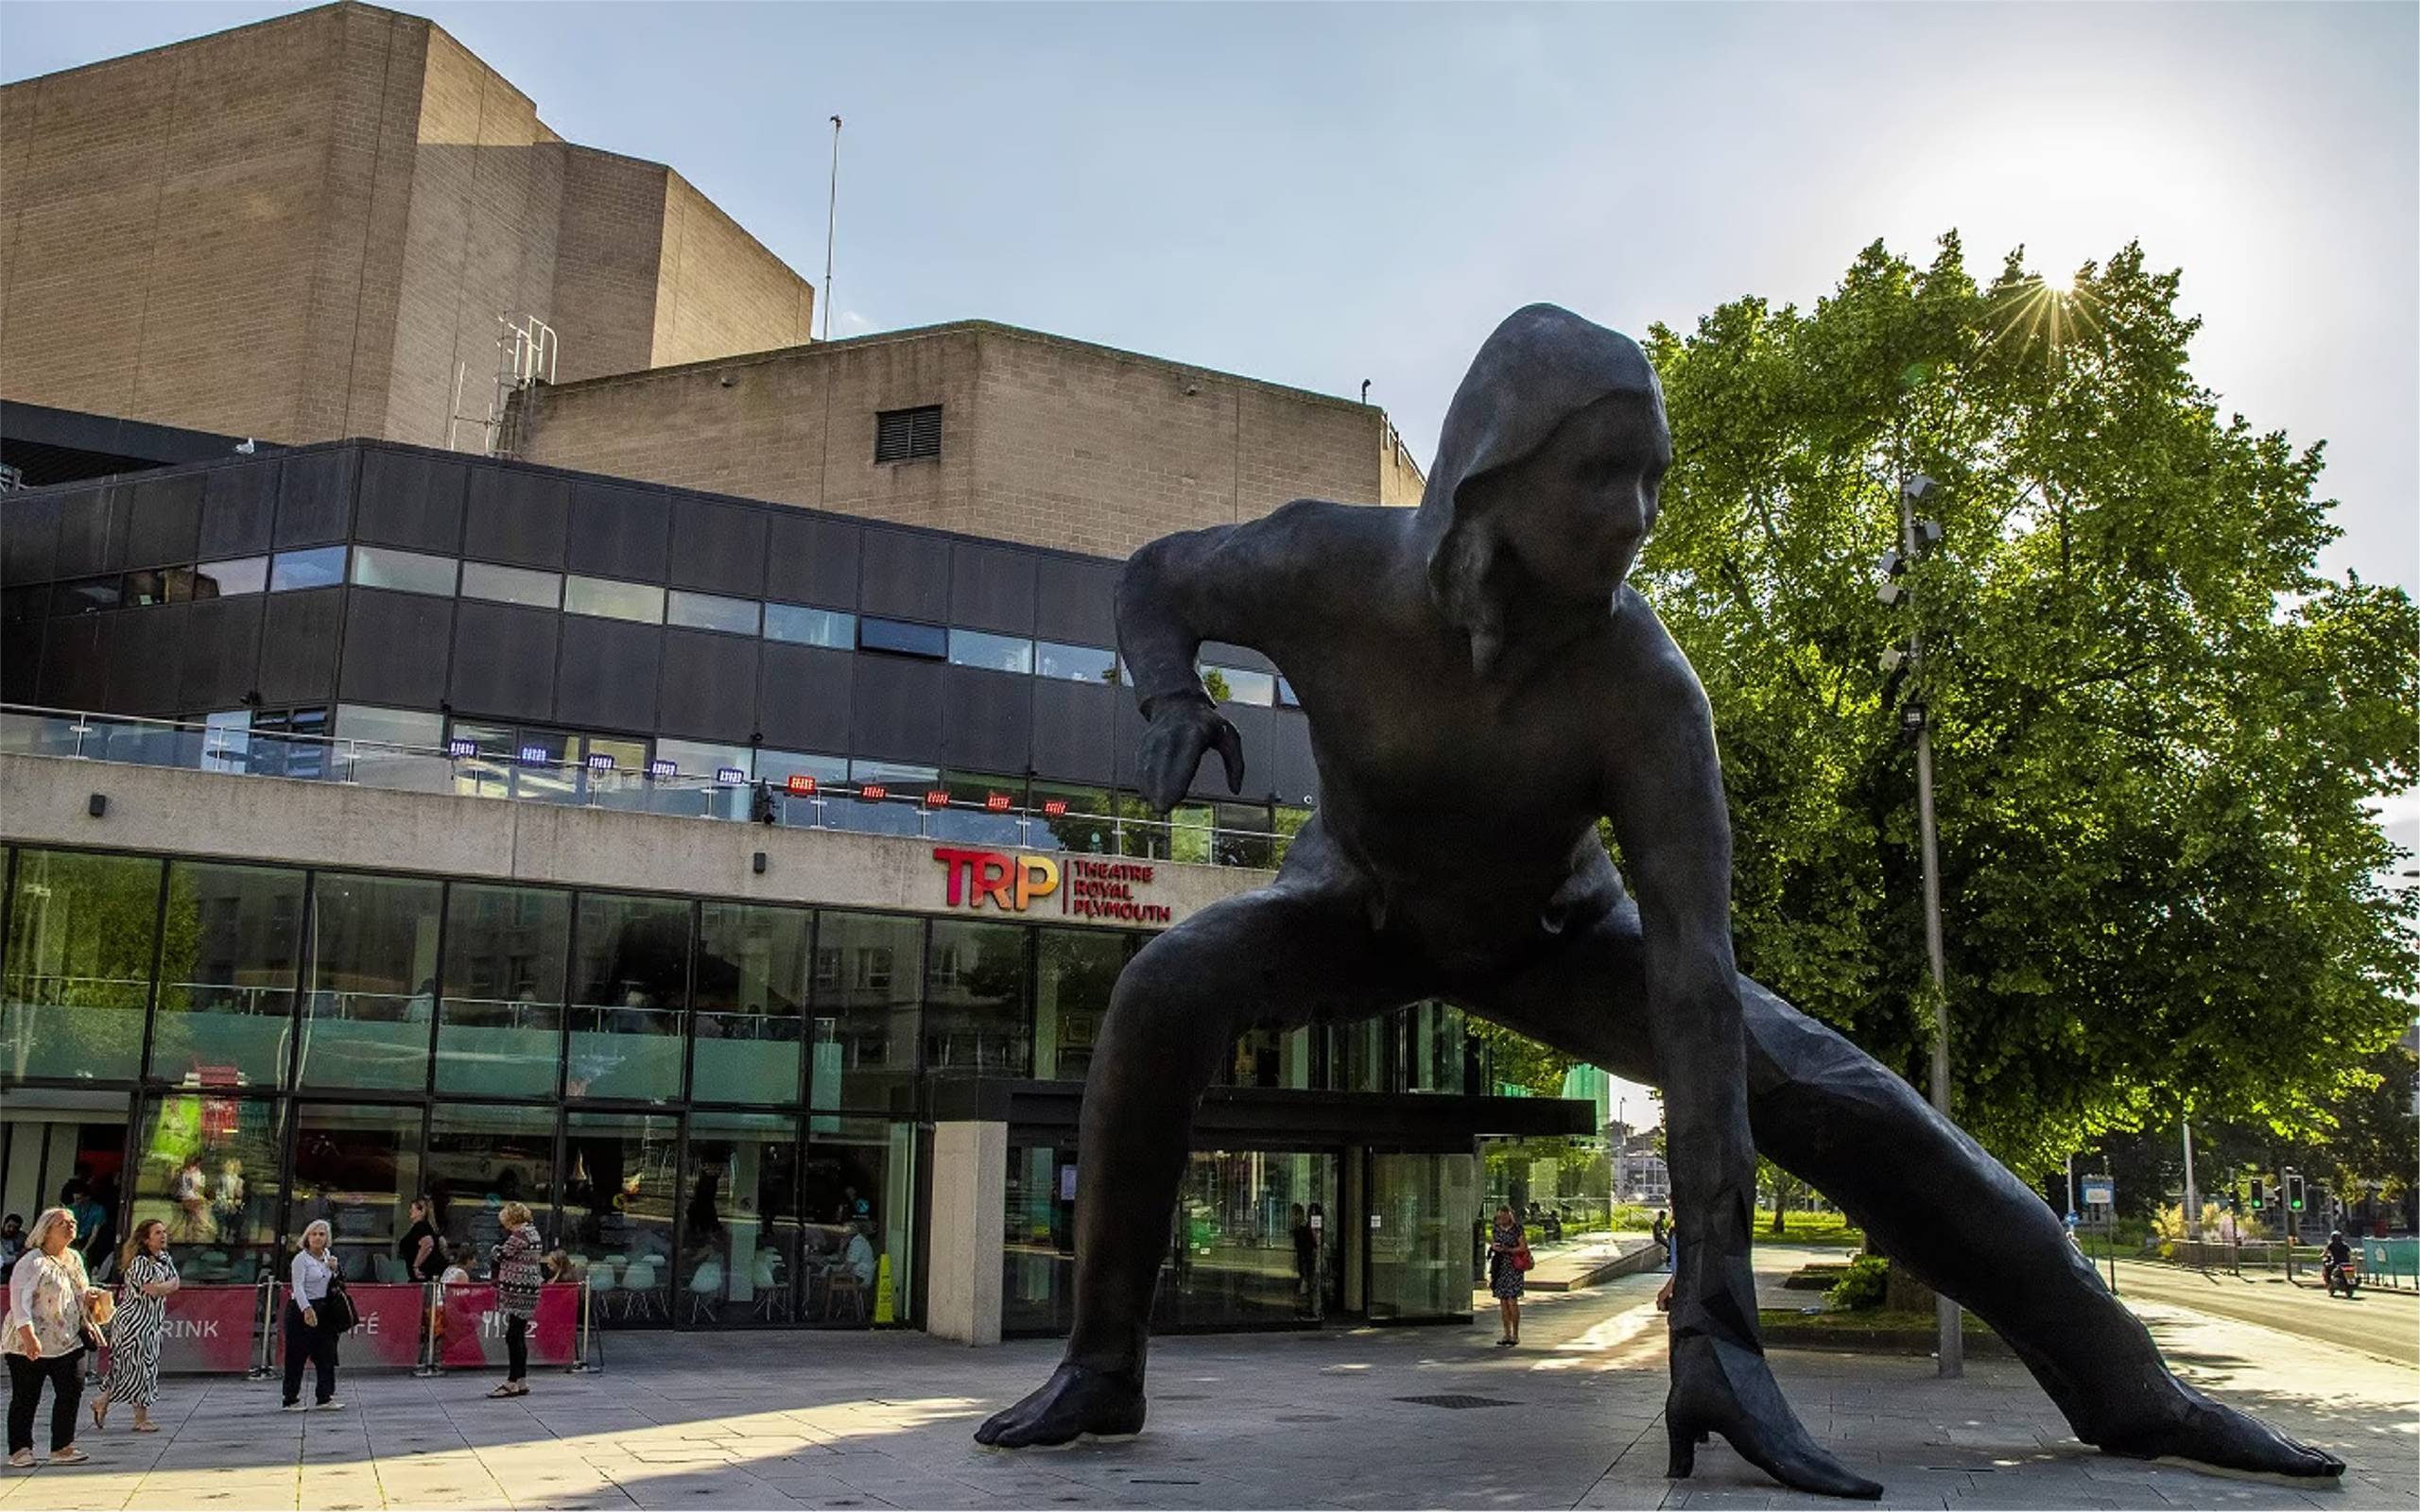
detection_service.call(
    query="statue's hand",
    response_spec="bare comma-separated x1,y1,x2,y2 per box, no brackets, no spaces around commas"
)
1138,691,1244,811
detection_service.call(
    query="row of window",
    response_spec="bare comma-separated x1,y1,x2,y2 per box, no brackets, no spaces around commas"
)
0,847,1480,1106
7,1092,913,1330
23,543,1296,707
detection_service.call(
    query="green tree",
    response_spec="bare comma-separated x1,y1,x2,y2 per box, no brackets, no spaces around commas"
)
1637,234,2420,1180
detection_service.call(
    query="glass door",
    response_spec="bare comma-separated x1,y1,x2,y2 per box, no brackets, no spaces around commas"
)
1364,1150,1479,1321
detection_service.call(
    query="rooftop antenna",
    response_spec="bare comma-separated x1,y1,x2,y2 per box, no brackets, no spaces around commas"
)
821,114,842,341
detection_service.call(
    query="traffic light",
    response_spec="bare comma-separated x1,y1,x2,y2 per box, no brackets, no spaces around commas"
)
2286,1173,2306,1212
2249,1177,2266,1211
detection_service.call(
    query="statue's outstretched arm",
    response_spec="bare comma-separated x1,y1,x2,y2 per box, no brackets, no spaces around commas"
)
1114,500,1345,811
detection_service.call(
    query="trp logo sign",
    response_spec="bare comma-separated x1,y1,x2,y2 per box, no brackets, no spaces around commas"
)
932,848,1060,911
931,849,1175,924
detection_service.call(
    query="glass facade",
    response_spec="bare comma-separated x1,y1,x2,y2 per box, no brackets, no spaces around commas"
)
3,842,1504,1335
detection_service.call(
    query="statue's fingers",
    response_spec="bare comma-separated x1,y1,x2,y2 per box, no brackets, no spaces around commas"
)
1215,721,1245,794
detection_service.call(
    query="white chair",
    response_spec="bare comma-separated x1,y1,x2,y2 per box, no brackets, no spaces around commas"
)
687,1256,724,1323
620,1258,659,1320
586,1258,623,1319
752,1252,788,1321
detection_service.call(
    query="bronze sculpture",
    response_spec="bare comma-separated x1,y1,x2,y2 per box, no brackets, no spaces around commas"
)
975,305,2343,1497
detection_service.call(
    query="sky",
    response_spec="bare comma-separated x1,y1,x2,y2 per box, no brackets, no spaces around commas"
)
7,2,2417,1120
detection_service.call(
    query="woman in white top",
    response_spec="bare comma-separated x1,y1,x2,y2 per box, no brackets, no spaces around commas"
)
281,1221,343,1412
5,1208,106,1469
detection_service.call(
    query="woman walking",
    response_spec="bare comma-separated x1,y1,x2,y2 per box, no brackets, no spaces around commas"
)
1486,1204,1529,1348
282,1221,343,1412
5,1208,105,1468
93,1219,179,1435
487,1202,543,1399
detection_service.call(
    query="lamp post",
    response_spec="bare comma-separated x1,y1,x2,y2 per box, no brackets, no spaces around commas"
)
1882,472,1957,1376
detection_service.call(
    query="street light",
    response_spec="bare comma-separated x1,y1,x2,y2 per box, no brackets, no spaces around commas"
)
1881,471,1957,1376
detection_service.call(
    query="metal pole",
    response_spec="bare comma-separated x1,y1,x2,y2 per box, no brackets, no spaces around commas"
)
821,114,842,342
1899,474,1959,1378
2065,1153,2075,1223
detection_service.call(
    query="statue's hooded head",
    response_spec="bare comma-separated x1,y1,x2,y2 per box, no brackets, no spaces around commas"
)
1416,304,1669,677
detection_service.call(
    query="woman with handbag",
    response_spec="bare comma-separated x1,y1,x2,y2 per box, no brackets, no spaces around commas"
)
93,1218,179,1435
282,1221,345,1412
4,1207,108,1468
1486,1204,1530,1348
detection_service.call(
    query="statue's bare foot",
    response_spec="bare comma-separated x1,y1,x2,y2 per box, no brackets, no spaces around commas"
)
1666,1335,1883,1500
2098,1382,2342,1479
974,1363,1146,1448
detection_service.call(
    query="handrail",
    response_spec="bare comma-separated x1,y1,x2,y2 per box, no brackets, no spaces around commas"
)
0,703,1296,868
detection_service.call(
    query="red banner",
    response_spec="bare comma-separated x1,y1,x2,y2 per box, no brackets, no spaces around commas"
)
143,1285,262,1375
276,1284,425,1370
438,1282,580,1369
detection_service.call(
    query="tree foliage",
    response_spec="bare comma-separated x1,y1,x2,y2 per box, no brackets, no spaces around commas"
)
1633,234,2419,1179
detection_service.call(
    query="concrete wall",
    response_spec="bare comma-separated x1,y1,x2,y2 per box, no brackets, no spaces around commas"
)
0,1,813,449
519,323,1421,558
651,170,816,370
925,1121,1008,1345
0,752,1264,925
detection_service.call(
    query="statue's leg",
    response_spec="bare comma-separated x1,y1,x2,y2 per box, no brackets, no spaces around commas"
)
1470,899,2343,1481
976,880,1410,1449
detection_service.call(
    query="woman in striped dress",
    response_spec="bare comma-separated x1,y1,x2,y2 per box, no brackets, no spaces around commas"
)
93,1220,178,1434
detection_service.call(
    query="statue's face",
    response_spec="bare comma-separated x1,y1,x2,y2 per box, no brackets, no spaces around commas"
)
1485,393,1668,608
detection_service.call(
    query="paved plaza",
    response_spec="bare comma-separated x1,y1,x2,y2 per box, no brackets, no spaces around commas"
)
2,1263,2411,1512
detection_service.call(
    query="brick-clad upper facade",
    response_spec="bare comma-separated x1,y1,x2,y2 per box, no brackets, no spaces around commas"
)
517,322,1422,558
0,2,812,450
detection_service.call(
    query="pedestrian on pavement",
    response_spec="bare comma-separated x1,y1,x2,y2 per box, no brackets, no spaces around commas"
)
0,1216,23,1278
1487,1205,1528,1347
488,1202,543,1399
1651,1209,1669,1269
93,1219,179,1435
1289,1204,1316,1313
282,1221,343,1412
5,1207,104,1468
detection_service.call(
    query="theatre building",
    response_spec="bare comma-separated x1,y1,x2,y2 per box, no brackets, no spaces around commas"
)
0,436,1592,1344
0,0,1588,1349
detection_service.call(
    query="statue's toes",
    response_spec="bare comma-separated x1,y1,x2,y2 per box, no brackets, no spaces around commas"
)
2100,1388,2342,1480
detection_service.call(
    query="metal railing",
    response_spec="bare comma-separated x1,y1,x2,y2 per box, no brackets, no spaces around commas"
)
1,705,1292,869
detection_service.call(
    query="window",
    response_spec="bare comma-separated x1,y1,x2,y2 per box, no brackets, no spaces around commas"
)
460,561,562,609
1,849,159,1081
250,706,331,781
684,1112,803,1327
269,546,347,592
150,861,305,1090
693,903,809,1105
438,884,570,1099
1277,675,1302,708
297,873,441,1090
947,628,1034,675
758,749,849,826
567,892,690,1103
835,759,935,838
290,1102,424,1281
763,603,854,649
428,1105,556,1259
873,404,942,463
560,1111,679,1316
1037,642,1118,684
667,590,759,636
335,705,442,749
194,558,268,599
1034,929,1129,1082
809,913,922,1112
123,569,179,607
1203,665,1275,707
1028,784,1115,855
129,1093,285,1282
930,772,1026,846
801,1118,912,1327
53,576,120,614
857,617,947,659
925,919,1029,1077
351,545,458,597
564,575,665,624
